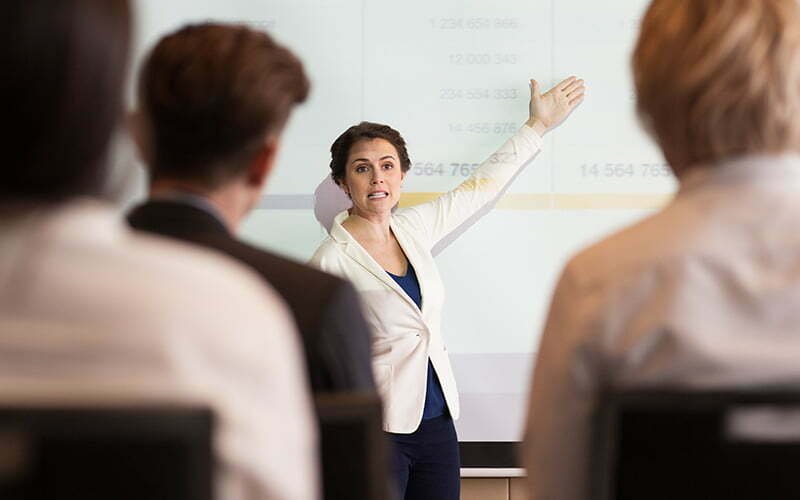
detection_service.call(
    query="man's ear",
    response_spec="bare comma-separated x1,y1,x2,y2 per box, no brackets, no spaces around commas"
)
246,136,280,189
127,110,153,166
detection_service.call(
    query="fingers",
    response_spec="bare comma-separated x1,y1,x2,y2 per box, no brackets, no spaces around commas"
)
531,76,583,96
565,81,585,100
558,75,585,106
555,76,577,92
568,95,585,107
562,77,583,93
530,78,541,98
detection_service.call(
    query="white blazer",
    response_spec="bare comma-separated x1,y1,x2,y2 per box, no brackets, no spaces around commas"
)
311,126,543,433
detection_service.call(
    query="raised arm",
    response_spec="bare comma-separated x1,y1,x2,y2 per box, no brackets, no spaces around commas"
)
397,77,585,248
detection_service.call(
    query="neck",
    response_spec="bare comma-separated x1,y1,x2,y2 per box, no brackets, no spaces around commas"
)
149,179,251,233
343,209,393,242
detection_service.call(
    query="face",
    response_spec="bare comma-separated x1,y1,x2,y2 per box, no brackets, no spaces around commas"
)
341,138,405,219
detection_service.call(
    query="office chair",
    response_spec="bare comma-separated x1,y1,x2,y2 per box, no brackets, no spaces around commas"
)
591,389,800,500
315,392,389,500
0,404,213,500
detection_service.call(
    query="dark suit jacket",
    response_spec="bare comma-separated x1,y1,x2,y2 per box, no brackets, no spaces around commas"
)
128,200,375,393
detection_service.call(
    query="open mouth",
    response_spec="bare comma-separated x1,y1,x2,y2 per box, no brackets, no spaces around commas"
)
367,191,389,200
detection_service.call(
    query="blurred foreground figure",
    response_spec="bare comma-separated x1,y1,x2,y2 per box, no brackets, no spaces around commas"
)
524,1,800,499
0,1,317,498
127,22,375,396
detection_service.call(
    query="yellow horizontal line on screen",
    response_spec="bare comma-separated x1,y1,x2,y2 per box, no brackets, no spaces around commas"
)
398,193,673,210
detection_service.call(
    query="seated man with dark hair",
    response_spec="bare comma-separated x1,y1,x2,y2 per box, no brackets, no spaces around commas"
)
0,2,316,499
128,23,374,394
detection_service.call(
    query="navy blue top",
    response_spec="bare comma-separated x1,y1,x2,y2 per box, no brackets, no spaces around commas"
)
387,263,447,421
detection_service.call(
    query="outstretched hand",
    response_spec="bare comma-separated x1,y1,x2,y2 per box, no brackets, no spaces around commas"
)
527,76,585,136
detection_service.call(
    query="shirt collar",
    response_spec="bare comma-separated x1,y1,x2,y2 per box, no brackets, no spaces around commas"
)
678,153,800,196
151,191,229,230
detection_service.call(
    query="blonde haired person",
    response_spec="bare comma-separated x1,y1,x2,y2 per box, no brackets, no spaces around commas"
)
523,1,800,499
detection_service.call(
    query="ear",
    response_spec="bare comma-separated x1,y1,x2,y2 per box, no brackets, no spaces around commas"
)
340,182,351,199
246,137,279,189
333,176,351,198
127,110,153,166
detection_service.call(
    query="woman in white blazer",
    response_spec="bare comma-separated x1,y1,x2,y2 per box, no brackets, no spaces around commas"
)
311,76,584,499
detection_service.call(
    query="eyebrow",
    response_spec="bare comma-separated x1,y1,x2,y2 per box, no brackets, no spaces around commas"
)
350,155,397,165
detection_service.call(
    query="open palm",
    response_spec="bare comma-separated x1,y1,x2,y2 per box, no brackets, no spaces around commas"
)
529,76,585,133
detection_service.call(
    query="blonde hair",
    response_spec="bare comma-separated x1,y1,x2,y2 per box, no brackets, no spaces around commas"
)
633,0,800,174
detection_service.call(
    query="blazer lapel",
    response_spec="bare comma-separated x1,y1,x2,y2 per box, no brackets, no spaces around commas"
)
330,211,423,315
390,219,429,317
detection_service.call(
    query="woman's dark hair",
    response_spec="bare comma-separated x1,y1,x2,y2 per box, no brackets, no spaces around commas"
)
0,0,131,201
329,122,411,185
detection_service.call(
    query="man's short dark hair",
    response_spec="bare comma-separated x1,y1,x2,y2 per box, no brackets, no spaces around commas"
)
329,122,411,186
139,23,310,187
0,0,131,201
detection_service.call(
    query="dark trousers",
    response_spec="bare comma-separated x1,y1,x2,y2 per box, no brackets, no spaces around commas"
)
388,414,460,500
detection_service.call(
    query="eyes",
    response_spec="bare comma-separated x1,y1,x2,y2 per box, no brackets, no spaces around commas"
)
354,162,394,173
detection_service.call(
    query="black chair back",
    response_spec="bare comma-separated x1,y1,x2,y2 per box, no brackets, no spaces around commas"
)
316,392,389,500
0,405,213,500
591,389,800,500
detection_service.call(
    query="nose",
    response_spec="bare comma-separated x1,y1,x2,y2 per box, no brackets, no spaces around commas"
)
370,170,384,184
